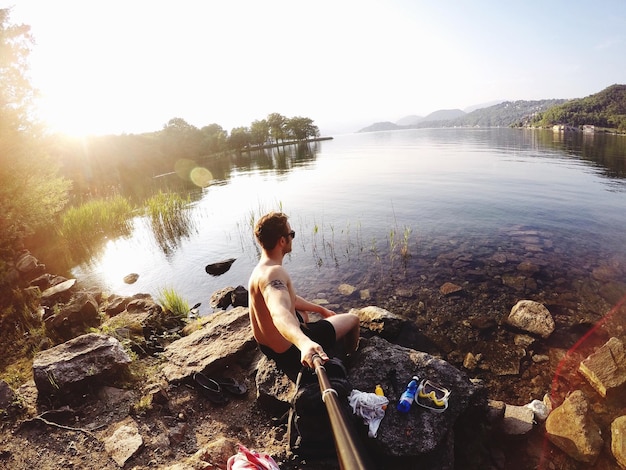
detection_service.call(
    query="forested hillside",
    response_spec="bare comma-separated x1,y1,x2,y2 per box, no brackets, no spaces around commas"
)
359,99,566,132
449,100,566,128
530,84,626,131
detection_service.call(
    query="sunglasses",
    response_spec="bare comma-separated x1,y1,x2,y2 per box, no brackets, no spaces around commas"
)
284,230,296,239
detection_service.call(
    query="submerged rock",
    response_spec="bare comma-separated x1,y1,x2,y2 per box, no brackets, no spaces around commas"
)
506,300,555,338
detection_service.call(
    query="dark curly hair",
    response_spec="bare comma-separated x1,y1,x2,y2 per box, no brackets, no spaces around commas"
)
254,212,289,250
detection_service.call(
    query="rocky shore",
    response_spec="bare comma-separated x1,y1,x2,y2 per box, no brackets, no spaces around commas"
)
1,257,626,469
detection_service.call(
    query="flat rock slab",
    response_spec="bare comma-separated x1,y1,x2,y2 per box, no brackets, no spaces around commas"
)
161,307,256,383
33,333,131,396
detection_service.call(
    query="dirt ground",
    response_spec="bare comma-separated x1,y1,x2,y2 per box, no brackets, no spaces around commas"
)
0,353,348,470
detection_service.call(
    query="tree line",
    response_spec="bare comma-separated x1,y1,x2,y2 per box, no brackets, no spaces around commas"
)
529,84,626,131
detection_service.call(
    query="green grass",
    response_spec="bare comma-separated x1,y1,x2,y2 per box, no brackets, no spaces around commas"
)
58,195,134,245
157,287,190,320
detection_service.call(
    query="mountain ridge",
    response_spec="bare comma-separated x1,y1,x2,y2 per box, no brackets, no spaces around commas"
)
359,99,565,133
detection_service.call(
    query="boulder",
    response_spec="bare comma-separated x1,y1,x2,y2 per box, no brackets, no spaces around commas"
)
15,250,45,276
350,305,407,340
33,333,132,396
255,335,486,467
40,278,76,306
29,274,68,291
231,285,248,308
210,286,236,310
579,337,626,397
545,390,603,464
161,307,256,383
103,294,131,317
255,355,298,415
44,291,100,341
506,300,554,338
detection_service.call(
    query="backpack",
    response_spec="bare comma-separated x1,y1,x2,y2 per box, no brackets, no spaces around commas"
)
286,357,353,458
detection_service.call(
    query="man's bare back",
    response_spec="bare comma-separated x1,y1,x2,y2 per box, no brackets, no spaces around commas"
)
247,212,360,370
248,260,297,354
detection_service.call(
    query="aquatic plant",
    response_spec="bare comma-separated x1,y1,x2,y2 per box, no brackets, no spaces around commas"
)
58,195,134,245
144,191,194,255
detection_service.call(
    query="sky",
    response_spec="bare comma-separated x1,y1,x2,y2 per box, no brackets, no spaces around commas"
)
3,0,626,136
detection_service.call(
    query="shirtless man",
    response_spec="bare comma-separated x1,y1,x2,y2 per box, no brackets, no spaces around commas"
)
248,212,360,373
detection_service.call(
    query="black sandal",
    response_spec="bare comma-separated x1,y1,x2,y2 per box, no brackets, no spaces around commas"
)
193,372,229,405
215,377,247,396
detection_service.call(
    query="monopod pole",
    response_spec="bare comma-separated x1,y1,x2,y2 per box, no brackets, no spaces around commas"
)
312,355,374,470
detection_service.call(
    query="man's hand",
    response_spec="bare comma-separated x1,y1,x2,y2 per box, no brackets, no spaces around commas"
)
300,339,329,369
319,306,336,318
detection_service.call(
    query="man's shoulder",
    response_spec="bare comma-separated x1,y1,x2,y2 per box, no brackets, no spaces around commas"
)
252,263,290,290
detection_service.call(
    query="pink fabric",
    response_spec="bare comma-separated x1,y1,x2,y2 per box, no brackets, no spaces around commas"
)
227,444,280,470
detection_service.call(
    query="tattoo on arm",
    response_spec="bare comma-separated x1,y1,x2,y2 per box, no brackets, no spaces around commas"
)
267,279,287,291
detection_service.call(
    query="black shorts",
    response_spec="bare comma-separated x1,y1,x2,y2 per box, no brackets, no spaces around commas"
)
258,320,336,374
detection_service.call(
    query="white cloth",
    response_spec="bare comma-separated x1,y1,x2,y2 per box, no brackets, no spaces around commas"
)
348,389,389,438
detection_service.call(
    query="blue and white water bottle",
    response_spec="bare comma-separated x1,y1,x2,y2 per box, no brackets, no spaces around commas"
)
396,376,419,413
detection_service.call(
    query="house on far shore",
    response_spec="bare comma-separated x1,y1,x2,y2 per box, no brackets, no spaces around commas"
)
583,125,595,133
552,124,576,132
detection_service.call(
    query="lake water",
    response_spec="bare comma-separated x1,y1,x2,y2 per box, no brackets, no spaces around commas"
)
70,128,626,326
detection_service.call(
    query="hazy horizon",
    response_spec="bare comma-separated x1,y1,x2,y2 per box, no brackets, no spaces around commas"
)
3,0,625,137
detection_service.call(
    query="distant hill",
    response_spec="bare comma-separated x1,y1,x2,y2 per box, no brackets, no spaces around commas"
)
422,109,466,122
396,115,424,126
358,121,402,133
359,100,567,133
448,100,566,128
531,84,626,131
464,100,504,113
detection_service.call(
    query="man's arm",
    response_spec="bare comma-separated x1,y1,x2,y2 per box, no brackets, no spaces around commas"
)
295,295,336,318
263,275,328,367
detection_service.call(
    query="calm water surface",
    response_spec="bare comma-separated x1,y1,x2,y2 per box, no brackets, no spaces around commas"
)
72,128,626,315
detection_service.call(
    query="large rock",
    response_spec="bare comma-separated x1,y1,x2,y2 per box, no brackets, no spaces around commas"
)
15,250,45,277
350,306,406,340
346,336,484,461
579,337,626,398
545,390,603,464
40,278,76,306
33,333,132,396
506,300,554,338
43,291,100,341
161,307,256,382
255,355,297,415
255,335,485,468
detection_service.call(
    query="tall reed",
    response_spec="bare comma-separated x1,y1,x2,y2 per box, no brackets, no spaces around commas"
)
145,191,194,254
58,195,134,245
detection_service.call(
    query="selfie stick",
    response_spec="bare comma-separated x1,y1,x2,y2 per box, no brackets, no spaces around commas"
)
312,354,374,470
